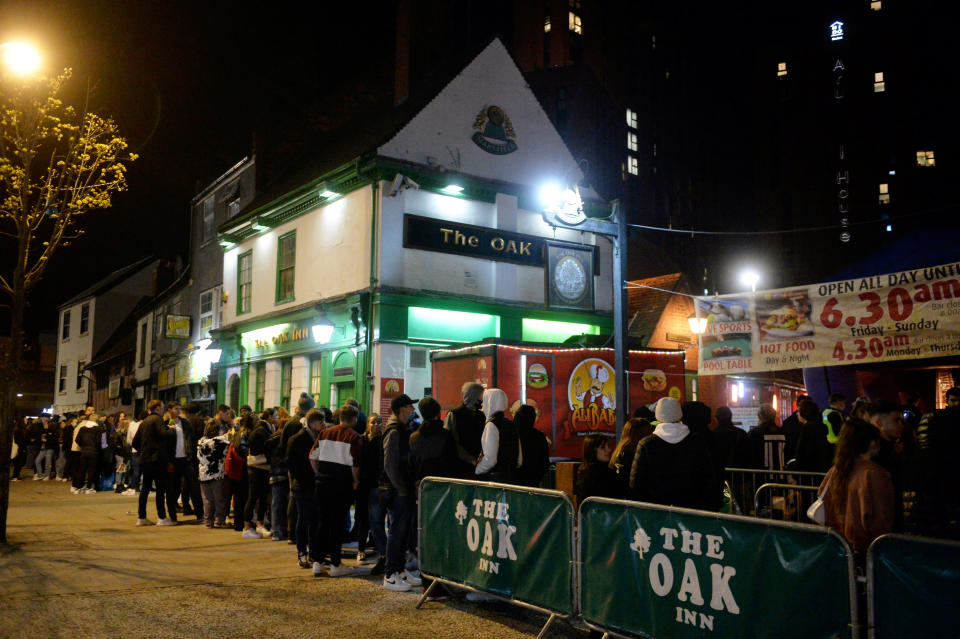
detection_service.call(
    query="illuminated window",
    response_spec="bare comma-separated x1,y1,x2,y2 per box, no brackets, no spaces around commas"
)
870,0,881,9
408,307,500,343
544,16,551,33
874,72,885,92
280,358,292,412
916,150,935,167
626,108,637,129
627,156,639,175
777,62,787,77
879,183,890,204
237,251,252,314
310,357,323,404
522,318,600,343
199,287,220,338
255,362,265,413
627,132,638,152
569,11,582,34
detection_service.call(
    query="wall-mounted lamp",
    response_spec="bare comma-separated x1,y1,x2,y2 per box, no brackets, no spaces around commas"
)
688,315,708,335
312,311,335,344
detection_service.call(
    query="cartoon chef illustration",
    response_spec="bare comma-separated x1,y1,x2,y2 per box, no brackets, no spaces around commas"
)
572,363,616,410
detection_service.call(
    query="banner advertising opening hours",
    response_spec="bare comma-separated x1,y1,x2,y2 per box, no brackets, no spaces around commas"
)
697,261,960,375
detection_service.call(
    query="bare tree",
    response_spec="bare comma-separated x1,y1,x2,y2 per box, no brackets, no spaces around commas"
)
0,68,136,542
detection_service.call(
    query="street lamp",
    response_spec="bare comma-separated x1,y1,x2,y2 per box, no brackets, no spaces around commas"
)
740,269,761,293
1,41,42,75
688,315,708,335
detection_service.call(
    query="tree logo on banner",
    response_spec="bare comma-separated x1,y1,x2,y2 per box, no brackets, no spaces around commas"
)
568,358,616,433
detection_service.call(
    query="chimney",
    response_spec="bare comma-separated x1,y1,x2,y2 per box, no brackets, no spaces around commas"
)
394,0,411,105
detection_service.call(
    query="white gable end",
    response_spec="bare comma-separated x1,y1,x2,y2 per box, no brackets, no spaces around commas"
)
378,39,595,196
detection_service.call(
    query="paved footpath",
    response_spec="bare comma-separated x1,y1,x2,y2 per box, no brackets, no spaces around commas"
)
1,477,584,639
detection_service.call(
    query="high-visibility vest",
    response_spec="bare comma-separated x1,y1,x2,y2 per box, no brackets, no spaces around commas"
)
822,408,841,444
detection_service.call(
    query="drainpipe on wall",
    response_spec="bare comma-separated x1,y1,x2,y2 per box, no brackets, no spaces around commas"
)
364,167,380,413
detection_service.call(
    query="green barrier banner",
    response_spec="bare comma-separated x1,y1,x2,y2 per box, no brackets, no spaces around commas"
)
869,534,960,639
418,478,575,615
580,498,855,639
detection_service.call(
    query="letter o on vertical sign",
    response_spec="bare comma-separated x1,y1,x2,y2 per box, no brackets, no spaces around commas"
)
466,518,480,551
649,554,674,596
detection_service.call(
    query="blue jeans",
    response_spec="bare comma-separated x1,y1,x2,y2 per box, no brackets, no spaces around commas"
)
36,449,55,478
368,486,387,555
271,481,289,539
385,491,412,577
130,453,142,491
292,489,318,560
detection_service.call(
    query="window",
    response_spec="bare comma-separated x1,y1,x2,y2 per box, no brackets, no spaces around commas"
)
154,306,165,340
310,357,323,403
59,365,67,392
255,362,265,413
568,11,582,34
138,322,148,367
627,156,639,175
871,0,881,9
916,151,935,167
201,196,214,242
80,303,89,334
627,132,638,152
874,72,885,92
626,108,637,129
276,232,296,303
199,288,220,338
62,310,71,340
237,251,252,314
76,361,86,391
280,358,292,412
879,183,890,204
777,62,787,78
544,16,551,32
227,199,241,219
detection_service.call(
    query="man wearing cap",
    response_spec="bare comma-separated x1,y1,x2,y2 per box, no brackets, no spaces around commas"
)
629,397,720,511
443,382,487,478
380,394,423,592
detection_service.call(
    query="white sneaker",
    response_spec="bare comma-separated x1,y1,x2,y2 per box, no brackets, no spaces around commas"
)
404,569,422,586
122,488,136,496
241,528,261,539
157,518,177,526
136,518,154,526
256,526,271,538
312,561,326,577
70,487,80,494
33,475,41,481
329,564,354,577
383,572,412,592
42,476,50,481
84,488,97,494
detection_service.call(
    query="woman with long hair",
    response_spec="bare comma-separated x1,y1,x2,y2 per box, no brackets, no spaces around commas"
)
819,419,894,554
576,434,622,507
228,413,256,531
609,418,653,487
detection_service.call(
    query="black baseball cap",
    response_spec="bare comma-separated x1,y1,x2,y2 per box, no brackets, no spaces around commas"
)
391,394,418,415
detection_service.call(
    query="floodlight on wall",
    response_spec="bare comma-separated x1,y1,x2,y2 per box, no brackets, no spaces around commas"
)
252,218,270,232
312,312,335,344
441,184,464,195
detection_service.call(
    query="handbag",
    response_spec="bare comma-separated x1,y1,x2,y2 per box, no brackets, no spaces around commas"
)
806,474,832,524
225,443,245,481
247,453,269,469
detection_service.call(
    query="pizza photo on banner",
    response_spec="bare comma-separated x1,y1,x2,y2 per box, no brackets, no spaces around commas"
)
696,261,960,375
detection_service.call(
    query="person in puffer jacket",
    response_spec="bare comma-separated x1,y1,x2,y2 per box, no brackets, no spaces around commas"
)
629,397,721,512
73,416,102,494
197,421,231,527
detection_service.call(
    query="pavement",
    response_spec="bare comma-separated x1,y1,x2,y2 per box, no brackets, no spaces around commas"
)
0,473,585,639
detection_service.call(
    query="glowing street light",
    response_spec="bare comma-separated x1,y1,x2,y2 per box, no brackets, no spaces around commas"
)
740,269,761,293
1,41,42,75
688,315,708,335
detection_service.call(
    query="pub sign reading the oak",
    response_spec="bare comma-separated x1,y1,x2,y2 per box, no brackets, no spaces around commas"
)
403,214,545,267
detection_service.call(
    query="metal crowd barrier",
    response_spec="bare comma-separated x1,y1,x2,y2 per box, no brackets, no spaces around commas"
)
726,467,826,517
415,477,577,639
753,483,821,524
867,534,960,639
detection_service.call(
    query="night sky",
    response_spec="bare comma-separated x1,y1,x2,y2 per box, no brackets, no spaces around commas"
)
2,1,392,331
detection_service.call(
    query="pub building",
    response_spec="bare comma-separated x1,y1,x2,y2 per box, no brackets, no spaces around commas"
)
211,40,616,414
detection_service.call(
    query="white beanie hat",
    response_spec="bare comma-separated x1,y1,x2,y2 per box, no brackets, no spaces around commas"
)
655,397,682,424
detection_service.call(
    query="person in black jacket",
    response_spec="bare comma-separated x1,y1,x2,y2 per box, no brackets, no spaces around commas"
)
242,408,276,538
135,400,173,526
356,413,385,568
575,434,622,506
443,382,486,478
288,408,321,569
514,405,551,488
795,399,833,471
10,419,28,481
683,401,724,495
181,403,206,516
629,397,720,511
609,418,653,489
475,389,522,484
74,416,102,494
281,393,316,544
711,407,748,472
409,397,456,485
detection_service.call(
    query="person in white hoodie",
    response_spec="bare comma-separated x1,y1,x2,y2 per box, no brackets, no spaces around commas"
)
475,389,523,484
628,397,721,511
